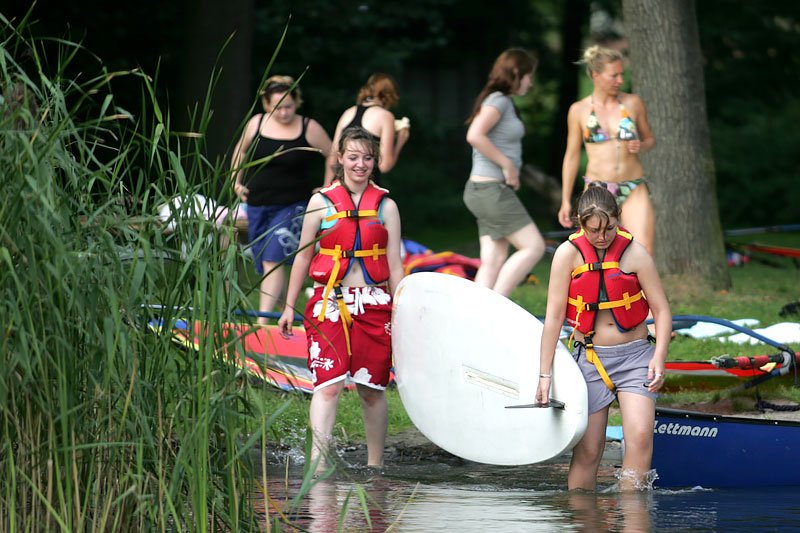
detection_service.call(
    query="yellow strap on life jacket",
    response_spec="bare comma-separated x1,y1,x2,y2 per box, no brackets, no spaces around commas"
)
568,294,586,331
568,290,644,314
323,209,379,223
571,261,620,278
583,338,616,392
595,290,644,311
317,245,344,322
316,244,387,322
357,243,386,262
567,329,615,392
334,287,354,356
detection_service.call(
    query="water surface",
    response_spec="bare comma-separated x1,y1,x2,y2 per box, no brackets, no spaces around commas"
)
256,446,800,531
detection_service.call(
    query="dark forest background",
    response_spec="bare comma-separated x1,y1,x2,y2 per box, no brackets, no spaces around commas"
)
3,0,798,239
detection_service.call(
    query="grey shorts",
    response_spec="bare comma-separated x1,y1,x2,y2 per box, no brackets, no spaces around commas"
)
463,180,533,240
573,338,658,414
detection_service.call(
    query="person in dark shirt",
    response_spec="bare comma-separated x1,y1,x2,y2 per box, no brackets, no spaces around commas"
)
325,73,409,186
231,75,332,324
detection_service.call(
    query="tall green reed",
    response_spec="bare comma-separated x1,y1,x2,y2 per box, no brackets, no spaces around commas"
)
0,16,314,531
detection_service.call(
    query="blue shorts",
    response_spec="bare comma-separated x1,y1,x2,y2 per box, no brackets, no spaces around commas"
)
247,202,306,273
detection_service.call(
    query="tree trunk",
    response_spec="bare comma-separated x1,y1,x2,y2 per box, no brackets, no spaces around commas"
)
622,0,731,290
548,0,589,177
180,0,255,170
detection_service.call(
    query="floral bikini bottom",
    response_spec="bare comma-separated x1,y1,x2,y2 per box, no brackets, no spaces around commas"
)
583,177,648,207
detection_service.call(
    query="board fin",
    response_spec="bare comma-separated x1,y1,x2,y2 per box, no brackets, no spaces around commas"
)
505,399,565,410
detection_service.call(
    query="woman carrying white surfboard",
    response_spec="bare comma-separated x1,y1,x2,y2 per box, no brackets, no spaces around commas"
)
463,48,546,297
277,126,405,472
537,183,671,491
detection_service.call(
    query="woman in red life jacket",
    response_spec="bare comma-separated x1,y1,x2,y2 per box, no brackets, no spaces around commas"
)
278,126,405,472
537,183,671,491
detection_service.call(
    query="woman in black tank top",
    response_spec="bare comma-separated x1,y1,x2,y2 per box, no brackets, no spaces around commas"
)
230,75,333,324
325,73,410,186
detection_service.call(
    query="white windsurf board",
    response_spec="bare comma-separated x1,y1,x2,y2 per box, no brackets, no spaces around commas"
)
392,272,588,465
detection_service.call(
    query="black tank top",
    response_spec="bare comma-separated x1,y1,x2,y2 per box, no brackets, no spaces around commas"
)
245,115,319,206
344,104,383,184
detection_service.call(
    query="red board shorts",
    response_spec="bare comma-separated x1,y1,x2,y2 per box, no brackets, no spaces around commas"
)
303,285,393,391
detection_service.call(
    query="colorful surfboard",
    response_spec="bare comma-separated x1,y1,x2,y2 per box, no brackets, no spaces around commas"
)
150,319,314,393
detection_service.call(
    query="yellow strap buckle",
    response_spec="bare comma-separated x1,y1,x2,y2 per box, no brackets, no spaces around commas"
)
571,261,621,278
335,289,353,356
324,208,379,223
596,290,644,311
583,340,616,392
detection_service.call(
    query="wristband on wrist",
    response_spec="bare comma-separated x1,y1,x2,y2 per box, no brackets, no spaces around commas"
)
539,373,551,379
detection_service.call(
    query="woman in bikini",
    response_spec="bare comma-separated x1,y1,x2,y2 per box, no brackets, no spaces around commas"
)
559,45,656,254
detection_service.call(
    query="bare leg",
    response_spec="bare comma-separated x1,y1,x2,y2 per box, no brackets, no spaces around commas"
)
357,384,388,467
568,407,609,491
617,392,656,491
492,222,546,297
473,235,509,290
620,187,658,333
619,185,655,256
258,260,286,325
308,381,345,472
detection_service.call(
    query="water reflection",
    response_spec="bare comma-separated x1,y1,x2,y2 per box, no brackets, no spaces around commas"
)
384,484,569,532
252,454,800,532
257,471,396,532
566,491,653,532
306,476,394,532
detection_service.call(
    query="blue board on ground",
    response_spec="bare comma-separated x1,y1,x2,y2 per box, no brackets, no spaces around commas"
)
391,272,588,465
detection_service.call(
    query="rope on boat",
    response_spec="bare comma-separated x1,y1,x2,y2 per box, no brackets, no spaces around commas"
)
754,398,800,412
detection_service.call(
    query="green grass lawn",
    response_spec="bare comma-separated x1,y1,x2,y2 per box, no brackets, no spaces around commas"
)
249,229,800,443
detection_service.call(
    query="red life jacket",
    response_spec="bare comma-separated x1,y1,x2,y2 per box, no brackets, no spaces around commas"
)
566,227,649,335
308,181,390,321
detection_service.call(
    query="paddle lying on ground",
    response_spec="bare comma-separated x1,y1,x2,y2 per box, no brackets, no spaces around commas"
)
666,314,799,387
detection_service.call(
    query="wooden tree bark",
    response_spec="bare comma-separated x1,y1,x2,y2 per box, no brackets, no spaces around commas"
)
622,0,731,290
180,0,255,169
547,0,589,177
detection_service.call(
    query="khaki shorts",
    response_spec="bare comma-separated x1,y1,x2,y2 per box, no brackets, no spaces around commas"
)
463,180,533,240
573,338,658,414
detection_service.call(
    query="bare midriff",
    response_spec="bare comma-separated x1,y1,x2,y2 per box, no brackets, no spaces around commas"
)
469,174,504,183
573,309,648,345
584,142,644,182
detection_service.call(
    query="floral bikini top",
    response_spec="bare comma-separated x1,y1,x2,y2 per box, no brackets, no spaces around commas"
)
584,98,639,143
